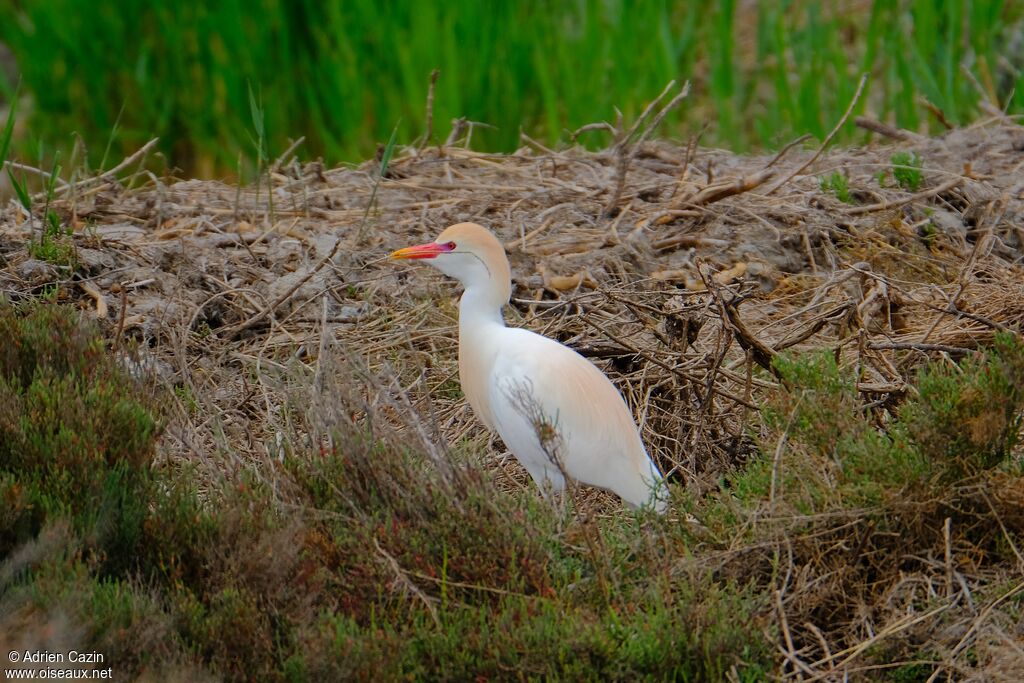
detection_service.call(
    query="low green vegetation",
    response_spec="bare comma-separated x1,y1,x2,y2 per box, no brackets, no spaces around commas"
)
4,106,76,267
903,333,1024,478
25,212,76,268
2,0,1022,175
891,150,925,191
0,301,158,564
819,171,853,203
701,338,1024,670
740,337,1024,514
4,298,1023,678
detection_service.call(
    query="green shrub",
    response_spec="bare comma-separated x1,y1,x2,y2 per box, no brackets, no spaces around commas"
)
698,337,1024,676
728,336,1024,517
296,585,769,682
0,300,159,565
900,333,1024,479
752,351,928,512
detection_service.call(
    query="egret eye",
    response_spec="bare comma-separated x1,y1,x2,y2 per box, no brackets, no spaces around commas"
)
444,241,457,250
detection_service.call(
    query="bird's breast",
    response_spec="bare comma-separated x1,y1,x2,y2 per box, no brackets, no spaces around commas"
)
457,328,500,431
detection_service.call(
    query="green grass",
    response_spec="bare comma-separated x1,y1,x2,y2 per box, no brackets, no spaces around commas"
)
1,0,1022,176
10,145,77,268
820,171,853,203
25,208,76,269
891,150,925,191
714,335,1024,522
698,340,1024,673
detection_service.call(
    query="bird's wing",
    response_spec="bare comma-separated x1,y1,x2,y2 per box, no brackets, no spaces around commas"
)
486,327,661,502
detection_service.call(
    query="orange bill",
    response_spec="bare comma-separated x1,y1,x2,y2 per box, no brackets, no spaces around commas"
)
389,241,454,260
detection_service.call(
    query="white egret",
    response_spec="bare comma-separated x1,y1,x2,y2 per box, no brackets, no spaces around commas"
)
390,222,667,512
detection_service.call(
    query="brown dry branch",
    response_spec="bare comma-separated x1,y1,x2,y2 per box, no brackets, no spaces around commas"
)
854,116,929,143
920,97,956,130
650,168,776,227
76,279,108,318
3,160,69,188
46,137,161,202
843,176,963,216
270,136,306,173
571,80,689,216
419,68,441,149
697,261,781,381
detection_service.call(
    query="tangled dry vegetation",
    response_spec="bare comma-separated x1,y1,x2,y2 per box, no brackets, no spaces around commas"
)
2,114,1024,681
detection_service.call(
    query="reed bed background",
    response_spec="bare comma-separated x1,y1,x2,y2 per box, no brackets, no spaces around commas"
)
2,0,1023,176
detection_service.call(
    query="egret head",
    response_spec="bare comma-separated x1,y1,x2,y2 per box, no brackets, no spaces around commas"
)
390,222,512,306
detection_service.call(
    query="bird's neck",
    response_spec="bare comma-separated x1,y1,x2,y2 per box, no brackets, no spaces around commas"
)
456,286,507,432
458,286,506,331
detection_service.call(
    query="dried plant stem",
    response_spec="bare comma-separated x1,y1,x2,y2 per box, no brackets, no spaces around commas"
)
843,177,962,216
767,73,868,194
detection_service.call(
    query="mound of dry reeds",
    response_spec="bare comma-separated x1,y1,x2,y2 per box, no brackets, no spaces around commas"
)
2,113,1023,679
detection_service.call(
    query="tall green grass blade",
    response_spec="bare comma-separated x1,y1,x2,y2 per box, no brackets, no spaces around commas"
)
248,81,265,146
0,87,18,168
46,156,61,203
356,121,400,241
378,123,399,177
8,169,31,212
709,0,737,146
247,80,267,171
99,101,127,171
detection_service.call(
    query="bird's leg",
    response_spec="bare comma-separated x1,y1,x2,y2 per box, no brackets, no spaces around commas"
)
542,467,567,495
520,461,565,502
551,489,570,517
535,476,572,517
537,467,571,514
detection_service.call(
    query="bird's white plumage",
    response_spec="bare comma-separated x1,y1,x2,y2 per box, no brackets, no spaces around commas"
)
485,327,666,509
390,222,667,512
